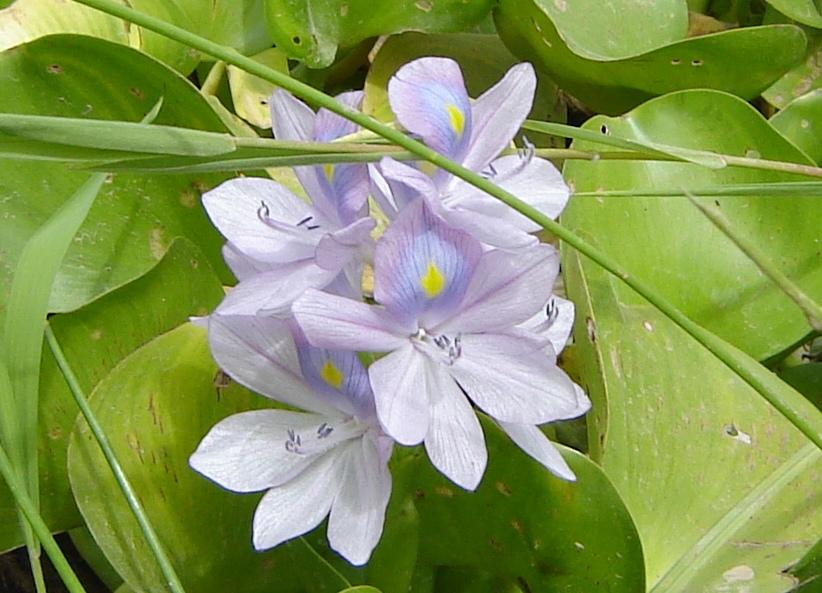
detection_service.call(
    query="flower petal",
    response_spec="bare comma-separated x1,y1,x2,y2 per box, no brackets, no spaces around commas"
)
369,344,432,446
269,88,314,142
521,296,575,355
222,243,272,281
315,217,375,272
438,205,537,250
374,199,482,327
388,57,472,160
203,176,318,264
292,324,373,418
435,244,558,335
463,63,536,173
216,262,339,317
327,436,392,565
448,155,570,229
252,451,345,551
369,159,429,220
424,367,487,490
189,410,356,493
208,314,338,415
292,288,408,351
496,421,576,481
449,333,582,424
313,91,362,141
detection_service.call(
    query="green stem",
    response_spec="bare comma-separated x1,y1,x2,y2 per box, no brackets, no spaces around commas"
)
0,442,87,593
68,0,822,451
200,60,226,96
44,324,187,593
688,195,822,332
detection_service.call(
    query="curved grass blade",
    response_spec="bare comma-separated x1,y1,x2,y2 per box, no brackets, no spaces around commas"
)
44,324,187,593
67,0,822,453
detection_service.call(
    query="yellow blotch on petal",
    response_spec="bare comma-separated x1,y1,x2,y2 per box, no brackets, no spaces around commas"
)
446,104,465,136
320,360,344,390
420,261,446,298
323,163,335,181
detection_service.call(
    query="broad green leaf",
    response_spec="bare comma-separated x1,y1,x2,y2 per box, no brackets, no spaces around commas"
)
227,48,290,129
562,90,822,361
0,34,233,315
0,238,223,553
780,363,822,410
0,0,270,74
362,32,564,131
765,0,822,28
562,244,822,590
67,324,352,593
69,527,125,592
763,9,822,109
263,0,495,68
788,537,822,592
495,0,806,113
385,425,645,593
770,89,822,165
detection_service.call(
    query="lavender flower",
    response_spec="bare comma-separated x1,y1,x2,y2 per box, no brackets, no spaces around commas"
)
293,200,589,490
202,91,374,316
190,315,392,565
370,57,571,249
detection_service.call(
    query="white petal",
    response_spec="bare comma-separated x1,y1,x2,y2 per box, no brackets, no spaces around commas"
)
252,451,345,551
327,437,392,565
314,217,375,272
439,205,537,251
292,289,408,352
222,243,273,281
208,314,339,415
435,244,558,335
189,410,355,492
449,333,582,424
202,177,317,264
521,296,575,355
448,155,570,231
216,262,338,317
269,89,314,142
497,421,576,481
424,368,487,490
462,63,536,173
369,344,432,446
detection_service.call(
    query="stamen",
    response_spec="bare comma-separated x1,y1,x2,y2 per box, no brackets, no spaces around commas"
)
546,298,559,325
317,423,334,439
284,428,303,454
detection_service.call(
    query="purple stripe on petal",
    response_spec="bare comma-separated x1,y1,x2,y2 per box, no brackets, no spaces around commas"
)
388,57,472,160
291,323,374,419
374,200,481,327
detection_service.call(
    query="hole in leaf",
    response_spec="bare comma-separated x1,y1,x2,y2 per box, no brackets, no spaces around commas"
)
599,124,609,135
292,35,302,45
691,59,704,66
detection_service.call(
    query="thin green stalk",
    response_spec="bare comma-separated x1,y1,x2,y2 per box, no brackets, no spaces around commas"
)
524,119,822,178
45,324,187,593
69,0,822,451
0,441,87,593
688,195,822,332
200,61,226,96
299,537,351,588
575,181,822,197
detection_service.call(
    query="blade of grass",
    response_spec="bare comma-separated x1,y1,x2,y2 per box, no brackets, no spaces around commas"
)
68,0,822,452
1,173,106,591
574,182,822,197
651,443,820,593
524,119,822,178
687,195,822,332
44,324,187,593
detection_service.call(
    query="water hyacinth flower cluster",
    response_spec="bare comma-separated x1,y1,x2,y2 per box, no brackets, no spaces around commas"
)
189,57,591,566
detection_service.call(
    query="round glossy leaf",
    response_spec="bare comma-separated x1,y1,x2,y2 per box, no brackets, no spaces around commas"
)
263,0,495,68
67,324,349,593
562,245,822,591
0,34,232,315
770,89,822,164
766,0,822,28
764,29,822,109
389,423,645,593
495,0,806,114
0,238,223,553
0,0,270,74
361,31,564,135
562,90,822,361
